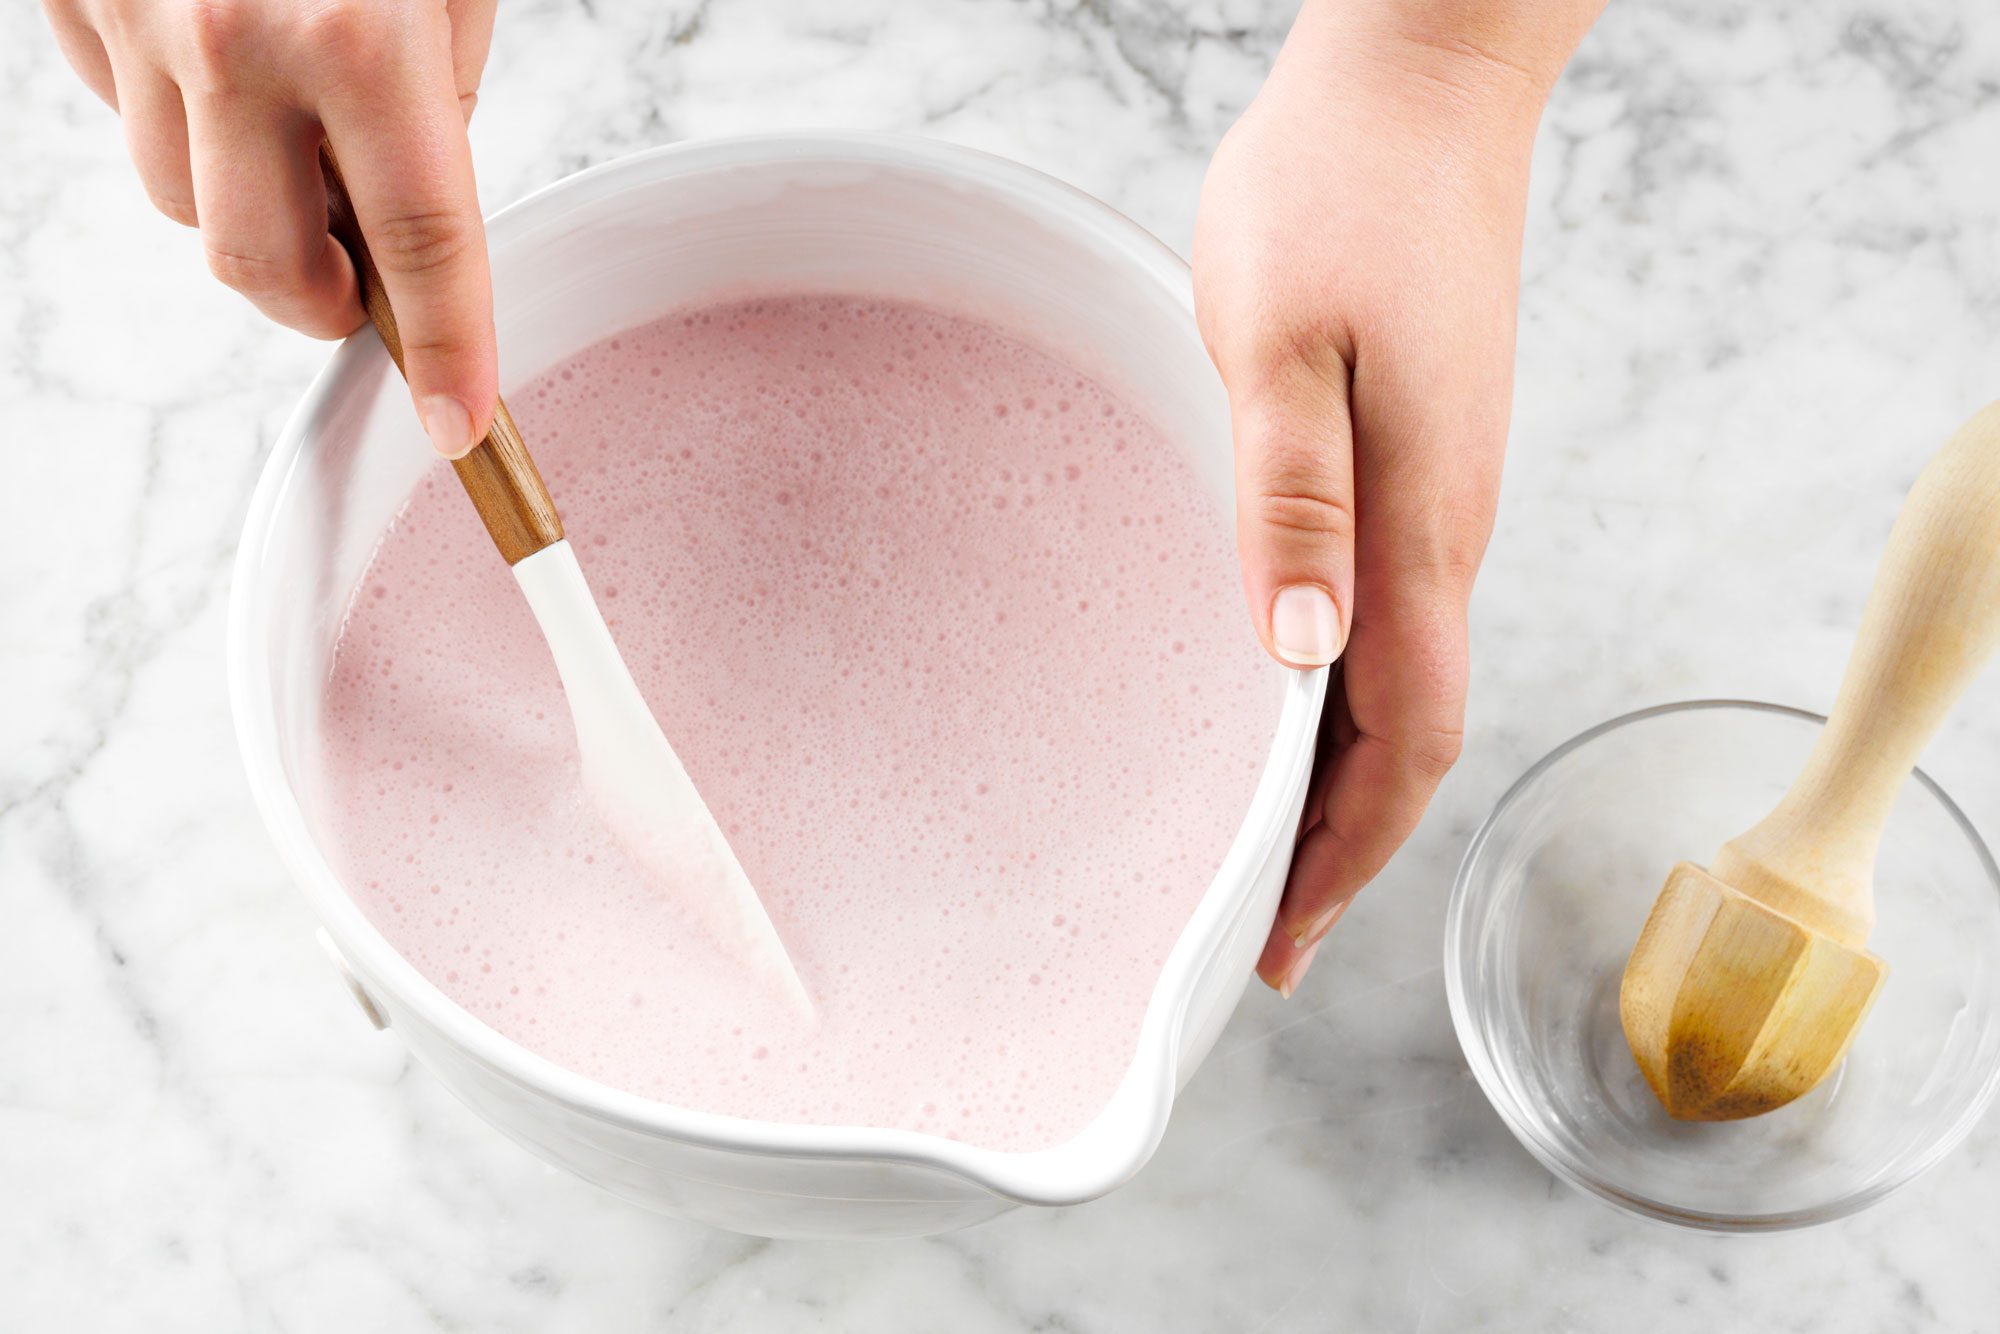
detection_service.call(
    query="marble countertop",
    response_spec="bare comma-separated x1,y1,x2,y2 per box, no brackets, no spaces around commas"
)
6,0,1999,1328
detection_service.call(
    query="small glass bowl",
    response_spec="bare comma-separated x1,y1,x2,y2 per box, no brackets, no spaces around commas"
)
1446,700,2000,1230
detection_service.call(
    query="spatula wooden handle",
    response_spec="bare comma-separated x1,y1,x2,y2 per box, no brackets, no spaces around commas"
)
319,147,563,565
1715,402,2000,943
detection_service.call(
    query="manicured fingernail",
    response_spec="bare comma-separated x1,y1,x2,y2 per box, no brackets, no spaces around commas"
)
1271,584,1340,667
1278,940,1321,999
421,395,475,460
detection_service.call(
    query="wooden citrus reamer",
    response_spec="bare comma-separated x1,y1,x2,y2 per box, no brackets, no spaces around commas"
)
1620,402,2000,1121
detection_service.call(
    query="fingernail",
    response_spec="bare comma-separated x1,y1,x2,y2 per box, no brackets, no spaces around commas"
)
1271,584,1341,667
1290,899,1349,949
1278,940,1321,999
421,395,475,460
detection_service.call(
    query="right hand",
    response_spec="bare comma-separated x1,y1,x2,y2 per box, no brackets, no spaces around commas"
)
42,0,501,458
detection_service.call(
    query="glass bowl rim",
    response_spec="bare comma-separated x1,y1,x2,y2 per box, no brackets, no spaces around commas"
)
1443,697,2000,1232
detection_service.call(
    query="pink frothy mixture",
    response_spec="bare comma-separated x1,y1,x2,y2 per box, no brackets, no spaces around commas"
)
318,295,1273,1150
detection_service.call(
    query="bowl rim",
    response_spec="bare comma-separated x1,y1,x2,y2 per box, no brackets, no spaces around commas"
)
226,131,1327,1208
1443,697,2000,1232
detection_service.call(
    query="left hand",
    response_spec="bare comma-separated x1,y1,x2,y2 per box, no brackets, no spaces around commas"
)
1193,0,1596,997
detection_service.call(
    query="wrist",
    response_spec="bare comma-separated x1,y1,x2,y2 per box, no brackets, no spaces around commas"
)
1284,0,1601,122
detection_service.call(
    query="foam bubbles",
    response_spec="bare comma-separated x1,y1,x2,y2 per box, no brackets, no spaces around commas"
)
318,294,1271,1151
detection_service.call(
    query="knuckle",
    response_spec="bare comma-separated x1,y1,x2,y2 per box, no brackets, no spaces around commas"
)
204,242,293,294
300,0,398,74
1438,549,1484,588
1405,546,1483,593
1394,639,1470,784
1235,317,1357,401
184,0,258,76
368,209,473,278
1254,469,1356,544
1404,725,1464,782
1405,518,1490,594
395,331,477,365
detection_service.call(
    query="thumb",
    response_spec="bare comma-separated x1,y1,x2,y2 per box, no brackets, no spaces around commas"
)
1229,355,1357,669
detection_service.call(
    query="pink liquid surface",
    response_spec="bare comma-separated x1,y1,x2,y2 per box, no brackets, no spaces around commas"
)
318,295,1273,1150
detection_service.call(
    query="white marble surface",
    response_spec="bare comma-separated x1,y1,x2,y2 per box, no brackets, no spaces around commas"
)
6,0,2000,1327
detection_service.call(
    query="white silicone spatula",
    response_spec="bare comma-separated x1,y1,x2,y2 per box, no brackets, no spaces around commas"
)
321,151,810,1014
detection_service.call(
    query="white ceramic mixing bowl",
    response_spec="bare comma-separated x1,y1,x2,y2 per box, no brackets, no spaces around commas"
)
229,134,1326,1239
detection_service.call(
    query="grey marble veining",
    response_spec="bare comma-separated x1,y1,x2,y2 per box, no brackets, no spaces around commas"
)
4,0,1999,1329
